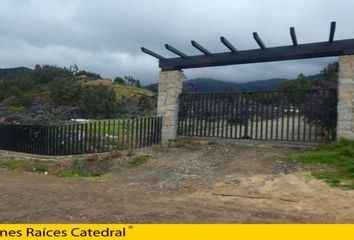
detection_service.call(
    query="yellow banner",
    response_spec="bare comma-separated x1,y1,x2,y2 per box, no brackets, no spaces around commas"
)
0,224,353,240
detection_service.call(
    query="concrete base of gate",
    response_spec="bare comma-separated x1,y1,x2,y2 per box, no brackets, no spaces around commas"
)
178,136,320,148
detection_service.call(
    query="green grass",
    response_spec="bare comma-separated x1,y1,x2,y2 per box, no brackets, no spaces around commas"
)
32,162,49,172
56,169,94,178
82,80,155,99
0,159,49,172
0,159,30,170
128,155,151,167
289,139,354,189
91,117,156,136
112,83,155,99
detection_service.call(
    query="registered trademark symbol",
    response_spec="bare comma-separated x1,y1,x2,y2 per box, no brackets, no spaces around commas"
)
129,225,134,229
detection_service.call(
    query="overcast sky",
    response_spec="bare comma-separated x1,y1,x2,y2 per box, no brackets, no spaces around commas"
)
0,0,353,84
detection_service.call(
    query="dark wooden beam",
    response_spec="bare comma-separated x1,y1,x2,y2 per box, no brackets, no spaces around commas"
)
191,40,211,55
165,44,188,57
159,39,354,70
329,21,336,42
253,32,266,49
141,47,165,60
220,36,237,52
290,27,298,46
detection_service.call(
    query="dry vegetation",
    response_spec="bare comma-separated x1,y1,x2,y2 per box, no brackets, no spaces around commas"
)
83,79,155,99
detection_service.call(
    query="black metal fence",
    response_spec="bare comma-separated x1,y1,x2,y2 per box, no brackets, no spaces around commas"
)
0,116,162,155
178,89,337,142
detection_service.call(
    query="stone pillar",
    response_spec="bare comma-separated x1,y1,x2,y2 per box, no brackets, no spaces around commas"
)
337,55,354,140
158,70,185,143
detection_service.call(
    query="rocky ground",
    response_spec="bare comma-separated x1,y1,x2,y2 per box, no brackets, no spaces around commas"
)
0,139,354,223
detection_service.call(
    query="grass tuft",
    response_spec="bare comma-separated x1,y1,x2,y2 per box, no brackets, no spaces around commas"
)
173,139,202,150
0,159,29,170
129,155,150,167
32,162,49,172
56,169,93,178
289,138,354,189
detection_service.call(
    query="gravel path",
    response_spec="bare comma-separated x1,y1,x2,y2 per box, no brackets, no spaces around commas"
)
0,140,353,223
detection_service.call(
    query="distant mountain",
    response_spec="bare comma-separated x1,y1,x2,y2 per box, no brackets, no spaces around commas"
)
0,67,32,79
184,78,290,92
144,78,238,93
234,78,288,92
145,74,324,93
184,74,324,92
182,78,236,92
306,74,325,81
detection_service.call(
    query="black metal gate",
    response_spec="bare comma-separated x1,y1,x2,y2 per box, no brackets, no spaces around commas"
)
178,89,337,142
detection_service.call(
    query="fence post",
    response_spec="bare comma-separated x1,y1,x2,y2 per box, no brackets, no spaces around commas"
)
158,70,185,144
337,55,354,140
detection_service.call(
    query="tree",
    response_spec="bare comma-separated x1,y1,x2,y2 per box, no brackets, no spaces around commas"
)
0,71,36,102
138,95,156,115
33,64,73,84
76,70,102,79
8,86,21,97
124,76,141,88
136,79,141,88
49,77,117,118
0,64,157,120
76,85,117,118
114,77,126,84
301,87,337,139
69,64,79,74
296,62,339,138
282,73,311,91
319,61,338,89
297,73,311,87
49,77,80,107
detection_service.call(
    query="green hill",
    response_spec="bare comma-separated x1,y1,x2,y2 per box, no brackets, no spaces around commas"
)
0,67,32,80
113,83,155,99
0,66,156,122
83,79,155,99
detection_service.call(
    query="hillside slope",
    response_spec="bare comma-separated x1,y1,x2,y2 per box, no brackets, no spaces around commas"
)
0,66,157,120
0,67,32,79
83,79,155,99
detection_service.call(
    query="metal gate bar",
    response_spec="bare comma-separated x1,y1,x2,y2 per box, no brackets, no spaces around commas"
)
178,89,337,142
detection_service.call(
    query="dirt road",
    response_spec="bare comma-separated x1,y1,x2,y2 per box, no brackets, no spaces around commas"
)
1,139,354,223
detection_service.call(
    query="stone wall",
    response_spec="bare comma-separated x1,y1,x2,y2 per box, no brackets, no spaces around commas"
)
158,70,185,143
337,55,354,140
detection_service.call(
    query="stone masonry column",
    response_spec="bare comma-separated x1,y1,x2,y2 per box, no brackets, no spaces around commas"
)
158,70,185,144
337,55,354,140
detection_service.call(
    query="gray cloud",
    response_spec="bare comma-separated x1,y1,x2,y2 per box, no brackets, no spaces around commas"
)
0,0,353,84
